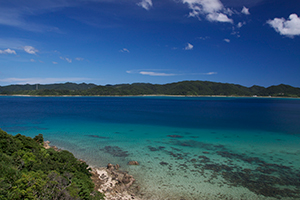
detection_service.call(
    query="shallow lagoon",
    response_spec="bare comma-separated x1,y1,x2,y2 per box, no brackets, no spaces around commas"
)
1,96,300,199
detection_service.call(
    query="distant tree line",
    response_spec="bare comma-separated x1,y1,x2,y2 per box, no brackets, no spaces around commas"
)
0,129,104,200
1,81,299,97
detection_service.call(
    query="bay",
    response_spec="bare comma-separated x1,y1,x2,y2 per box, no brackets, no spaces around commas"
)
1,96,300,199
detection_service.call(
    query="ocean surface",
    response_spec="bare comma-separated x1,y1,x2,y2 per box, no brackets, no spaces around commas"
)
1,96,300,199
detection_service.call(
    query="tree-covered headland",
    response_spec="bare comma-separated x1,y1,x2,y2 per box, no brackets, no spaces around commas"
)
0,129,104,200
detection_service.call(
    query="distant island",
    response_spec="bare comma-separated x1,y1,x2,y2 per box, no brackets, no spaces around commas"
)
0,81,300,97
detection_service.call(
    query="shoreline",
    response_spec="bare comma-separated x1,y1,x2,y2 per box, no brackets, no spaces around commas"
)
44,141,141,200
1,94,299,99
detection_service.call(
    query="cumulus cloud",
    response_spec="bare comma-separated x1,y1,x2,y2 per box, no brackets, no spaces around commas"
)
184,43,194,50
267,14,300,38
207,13,233,23
137,0,153,10
23,46,38,55
0,48,16,54
241,6,250,15
224,39,230,43
182,0,233,23
120,48,130,53
60,56,72,63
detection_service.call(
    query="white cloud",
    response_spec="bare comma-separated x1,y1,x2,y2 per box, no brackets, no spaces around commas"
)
23,46,38,55
182,0,233,23
267,14,300,38
184,43,194,50
60,56,72,63
0,77,91,85
237,21,246,28
0,48,16,54
30,59,35,62
198,36,210,40
139,71,176,76
224,39,230,43
207,13,233,23
204,72,217,75
137,0,153,10
120,48,130,53
127,69,217,76
75,57,84,61
126,69,177,76
241,6,250,15
52,61,58,64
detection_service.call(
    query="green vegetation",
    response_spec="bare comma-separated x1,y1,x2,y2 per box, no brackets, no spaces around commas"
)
1,81,300,97
0,129,104,200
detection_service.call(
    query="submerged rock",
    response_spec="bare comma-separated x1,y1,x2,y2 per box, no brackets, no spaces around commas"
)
100,146,130,157
128,161,139,165
159,161,168,166
167,135,183,138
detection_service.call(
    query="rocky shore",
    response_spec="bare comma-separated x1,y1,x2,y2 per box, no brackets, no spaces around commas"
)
91,164,141,200
44,141,141,200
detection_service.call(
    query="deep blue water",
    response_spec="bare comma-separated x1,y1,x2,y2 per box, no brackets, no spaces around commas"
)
1,96,300,199
1,96,300,134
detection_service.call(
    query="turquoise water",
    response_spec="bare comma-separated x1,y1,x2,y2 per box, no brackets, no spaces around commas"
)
1,96,300,199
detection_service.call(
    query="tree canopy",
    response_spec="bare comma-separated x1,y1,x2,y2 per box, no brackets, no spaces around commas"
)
0,129,104,200
1,81,299,97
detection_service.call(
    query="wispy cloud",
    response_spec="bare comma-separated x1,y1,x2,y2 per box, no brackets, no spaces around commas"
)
120,48,130,53
0,48,17,54
75,57,84,61
198,36,210,40
137,0,153,10
267,14,300,38
241,6,250,15
139,71,177,76
0,1,67,32
23,46,38,55
203,72,217,75
184,43,194,50
60,56,72,63
30,59,36,62
0,77,91,85
182,0,233,23
126,69,177,76
237,21,246,28
224,39,230,43
52,61,58,64
127,70,217,76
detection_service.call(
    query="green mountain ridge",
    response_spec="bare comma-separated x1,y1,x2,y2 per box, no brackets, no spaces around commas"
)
1,81,300,97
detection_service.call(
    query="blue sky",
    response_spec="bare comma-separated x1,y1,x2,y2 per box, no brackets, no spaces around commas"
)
0,0,300,87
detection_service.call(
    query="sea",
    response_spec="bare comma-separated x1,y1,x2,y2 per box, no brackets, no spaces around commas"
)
0,96,300,200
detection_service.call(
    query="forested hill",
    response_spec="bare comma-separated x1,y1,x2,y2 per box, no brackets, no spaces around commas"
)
0,82,96,93
0,81,300,97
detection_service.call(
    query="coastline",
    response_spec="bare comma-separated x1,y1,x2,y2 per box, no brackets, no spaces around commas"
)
1,94,299,99
44,141,141,200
